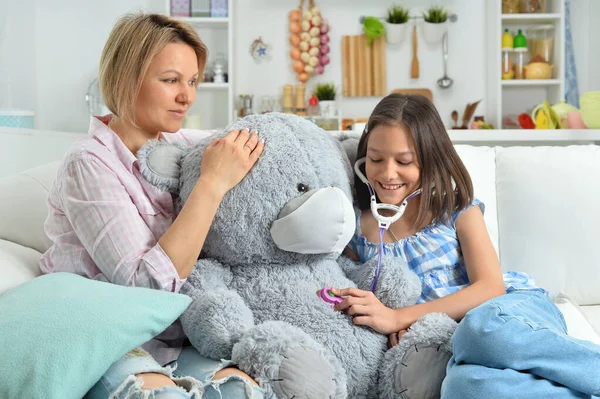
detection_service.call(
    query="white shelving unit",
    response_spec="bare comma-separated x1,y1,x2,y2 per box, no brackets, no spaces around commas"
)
165,2,234,130
486,0,566,129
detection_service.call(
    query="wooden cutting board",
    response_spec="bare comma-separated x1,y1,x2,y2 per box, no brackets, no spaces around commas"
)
342,35,386,97
390,88,433,102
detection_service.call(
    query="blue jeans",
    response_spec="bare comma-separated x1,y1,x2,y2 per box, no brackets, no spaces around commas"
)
442,290,600,398
85,346,264,399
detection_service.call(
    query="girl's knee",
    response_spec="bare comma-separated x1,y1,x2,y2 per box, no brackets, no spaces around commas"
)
442,364,488,399
453,303,504,348
212,367,259,386
205,367,264,399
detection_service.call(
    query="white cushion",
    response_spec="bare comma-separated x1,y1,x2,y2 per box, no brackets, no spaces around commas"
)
0,162,59,254
554,293,600,345
454,145,499,255
580,305,600,336
0,239,42,296
495,146,600,305
0,127,79,179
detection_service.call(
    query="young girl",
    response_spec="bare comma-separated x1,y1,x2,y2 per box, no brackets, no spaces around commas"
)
335,93,600,398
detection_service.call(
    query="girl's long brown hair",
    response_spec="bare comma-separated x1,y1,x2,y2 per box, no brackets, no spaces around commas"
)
355,93,473,227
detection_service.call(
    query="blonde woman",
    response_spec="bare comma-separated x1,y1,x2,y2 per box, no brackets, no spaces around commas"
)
40,13,264,399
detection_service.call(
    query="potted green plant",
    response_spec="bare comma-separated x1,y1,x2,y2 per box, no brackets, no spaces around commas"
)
385,5,410,45
422,5,449,43
313,82,337,118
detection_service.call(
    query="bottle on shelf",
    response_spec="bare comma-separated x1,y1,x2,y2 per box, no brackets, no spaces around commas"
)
527,25,555,63
307,94,319,117
294,84,307,116
502,0,520,14
520,0,547,13
237,94,254,118
513,48,527,79
282,84,295,114
502,29,514,49
502,49,514,79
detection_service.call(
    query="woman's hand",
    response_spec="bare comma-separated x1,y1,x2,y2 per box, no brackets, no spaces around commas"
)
331,287,413,335
198,128,264,196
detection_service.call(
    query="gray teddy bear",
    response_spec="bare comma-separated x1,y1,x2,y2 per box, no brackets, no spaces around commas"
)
138,113,457,399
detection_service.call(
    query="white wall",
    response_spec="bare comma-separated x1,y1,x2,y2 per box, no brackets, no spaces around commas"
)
569,0,600,96
0,0,37,111
1,0,598,132
233,0,486,129
587,0,600,90
32,0,165,133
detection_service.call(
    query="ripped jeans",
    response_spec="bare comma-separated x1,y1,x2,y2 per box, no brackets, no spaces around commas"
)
85,347,265,399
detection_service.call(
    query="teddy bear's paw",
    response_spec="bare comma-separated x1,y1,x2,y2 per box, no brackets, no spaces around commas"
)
272,346,337,399
378,313,457,399
389,342,451,399
180,291,254,360
231,321,347,399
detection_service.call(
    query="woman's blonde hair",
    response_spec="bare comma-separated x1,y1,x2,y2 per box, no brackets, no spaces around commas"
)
99,13,208,124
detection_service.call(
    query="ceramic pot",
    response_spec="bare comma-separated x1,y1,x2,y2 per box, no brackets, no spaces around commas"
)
422,21,447,44
385,22,408,45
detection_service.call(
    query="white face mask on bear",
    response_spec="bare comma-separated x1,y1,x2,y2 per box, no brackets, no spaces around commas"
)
270,186,356,254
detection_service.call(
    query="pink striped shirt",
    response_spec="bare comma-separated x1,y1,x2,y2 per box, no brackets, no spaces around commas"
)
40,115,213,365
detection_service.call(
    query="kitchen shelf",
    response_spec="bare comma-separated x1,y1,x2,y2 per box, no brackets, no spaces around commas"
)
502,79,562,86
198,83,229,90
486,0,566,130
175,17,229,27
166,0,234,129
501,13,561,23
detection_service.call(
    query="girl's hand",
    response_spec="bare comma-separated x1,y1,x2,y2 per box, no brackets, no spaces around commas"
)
388,329,408,348
198,129,264,196
332,287,405,335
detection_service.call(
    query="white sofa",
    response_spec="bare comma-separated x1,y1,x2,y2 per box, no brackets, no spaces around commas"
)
1,128,599,345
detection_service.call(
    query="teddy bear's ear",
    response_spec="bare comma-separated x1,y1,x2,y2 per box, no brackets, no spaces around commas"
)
137,140,188,193
335,132,360,176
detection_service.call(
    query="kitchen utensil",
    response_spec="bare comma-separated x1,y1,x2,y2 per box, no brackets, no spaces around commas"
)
567,112,587,129
411,25,419,78
513,48,527,79
342,35,386,97
451,110,459,128
527,25,554,63
521,0,547,13
460,100,482,129
437,32,453,89
523,62,553,79
514,29,527,48
580,93,600,128
391,88,433,102
531,100,561,129
549,99,578,128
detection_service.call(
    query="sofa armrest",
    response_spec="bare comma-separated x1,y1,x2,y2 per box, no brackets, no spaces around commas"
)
0,239,42,296
554,293,600,345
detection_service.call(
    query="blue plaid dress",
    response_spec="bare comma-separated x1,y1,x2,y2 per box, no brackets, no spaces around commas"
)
348,199,545,304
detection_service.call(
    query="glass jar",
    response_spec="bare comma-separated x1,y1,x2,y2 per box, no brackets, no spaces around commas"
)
520,0,547,13
502,0,520,14
513,48,527,80
527,25,555,63
501,49,514,79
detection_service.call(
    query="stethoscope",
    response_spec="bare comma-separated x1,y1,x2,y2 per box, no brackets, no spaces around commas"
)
354,158,421,291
